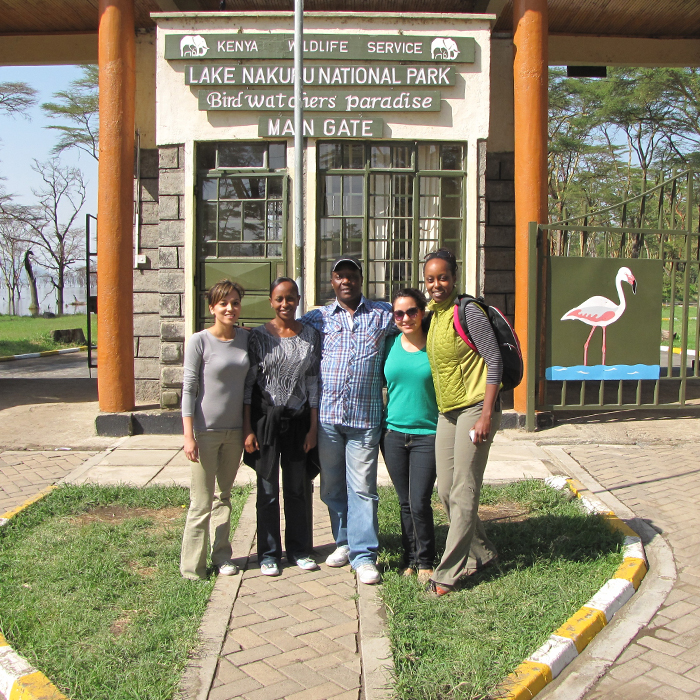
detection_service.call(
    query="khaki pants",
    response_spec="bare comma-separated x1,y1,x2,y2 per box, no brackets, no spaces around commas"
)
180,429,243,580
433,406,501,587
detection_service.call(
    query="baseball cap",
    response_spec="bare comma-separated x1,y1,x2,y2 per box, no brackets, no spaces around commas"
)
331,256,363,274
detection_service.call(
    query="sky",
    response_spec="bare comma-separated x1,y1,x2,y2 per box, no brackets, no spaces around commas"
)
0,65,98,212
0,65,98,314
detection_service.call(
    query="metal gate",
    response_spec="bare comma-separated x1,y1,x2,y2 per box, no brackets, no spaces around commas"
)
526,169,700,429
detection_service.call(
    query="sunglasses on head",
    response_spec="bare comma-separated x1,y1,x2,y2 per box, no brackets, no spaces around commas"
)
393,307,420,320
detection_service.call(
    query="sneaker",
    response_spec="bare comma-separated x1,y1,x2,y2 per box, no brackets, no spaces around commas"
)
402,567,416,577
425,579,454,597
355,562,382,585
325,545,350,567
294,556,319,571
218,560,239,576
260,559,280,576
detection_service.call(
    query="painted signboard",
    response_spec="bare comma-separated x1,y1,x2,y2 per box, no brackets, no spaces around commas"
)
185,64,456,87
166,33,475,63
258,116,384,138
546,257,663,381
201,89,440,112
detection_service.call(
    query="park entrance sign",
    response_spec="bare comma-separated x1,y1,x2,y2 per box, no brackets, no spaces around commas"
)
153,12,491,333
165,33,476,63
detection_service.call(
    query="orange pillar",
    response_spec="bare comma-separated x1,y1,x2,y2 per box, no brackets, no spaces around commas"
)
513,0,548,414
97,0,136,412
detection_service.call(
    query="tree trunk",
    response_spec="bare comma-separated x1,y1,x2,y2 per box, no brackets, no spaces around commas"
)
24,251,39,316
56,269,64,316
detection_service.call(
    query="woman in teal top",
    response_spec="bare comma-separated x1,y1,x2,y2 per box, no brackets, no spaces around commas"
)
382,288,438,582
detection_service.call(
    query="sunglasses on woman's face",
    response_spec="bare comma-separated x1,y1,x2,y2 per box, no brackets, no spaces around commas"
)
393,307,419,320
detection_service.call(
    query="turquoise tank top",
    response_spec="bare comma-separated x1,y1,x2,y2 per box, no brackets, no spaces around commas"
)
383,334,438,434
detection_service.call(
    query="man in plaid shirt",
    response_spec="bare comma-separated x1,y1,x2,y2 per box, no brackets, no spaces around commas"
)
302,257,395,585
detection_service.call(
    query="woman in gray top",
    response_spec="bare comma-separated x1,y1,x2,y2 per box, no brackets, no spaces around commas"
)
180,279,250,580
243,278,321,576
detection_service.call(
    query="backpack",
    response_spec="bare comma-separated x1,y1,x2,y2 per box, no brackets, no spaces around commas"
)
452,295,523,392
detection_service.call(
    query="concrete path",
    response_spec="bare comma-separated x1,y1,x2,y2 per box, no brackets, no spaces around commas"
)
564,444,700,700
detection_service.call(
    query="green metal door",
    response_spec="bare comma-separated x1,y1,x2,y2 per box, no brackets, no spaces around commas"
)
196,163,288,329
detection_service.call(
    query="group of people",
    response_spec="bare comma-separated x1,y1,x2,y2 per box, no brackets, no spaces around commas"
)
180,247,502,596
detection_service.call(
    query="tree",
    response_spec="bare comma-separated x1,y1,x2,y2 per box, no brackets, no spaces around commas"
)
0,219,29,315
0,81,37,117
41,66,99,161
0,160,86,315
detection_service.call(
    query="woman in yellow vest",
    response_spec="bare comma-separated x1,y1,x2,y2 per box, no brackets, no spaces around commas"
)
423,248,503,596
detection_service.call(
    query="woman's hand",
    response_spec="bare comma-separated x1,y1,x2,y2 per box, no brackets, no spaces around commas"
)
184,435,199,462
470,415,491,445
244,431,259,453
303,428,317,453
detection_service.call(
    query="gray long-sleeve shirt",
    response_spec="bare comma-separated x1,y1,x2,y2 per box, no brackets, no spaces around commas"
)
182,329,250,431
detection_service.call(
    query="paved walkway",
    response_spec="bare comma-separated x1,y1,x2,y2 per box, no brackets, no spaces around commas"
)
0,450,96,514
210,488,361,700
565,445,700,700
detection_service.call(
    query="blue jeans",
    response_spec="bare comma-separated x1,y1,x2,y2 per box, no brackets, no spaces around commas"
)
318,422,381,568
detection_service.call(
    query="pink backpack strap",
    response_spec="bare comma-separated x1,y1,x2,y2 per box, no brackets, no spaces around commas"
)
453,303,477,352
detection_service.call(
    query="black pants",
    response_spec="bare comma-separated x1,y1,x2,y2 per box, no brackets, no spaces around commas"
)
256,417,311,563
381,430,437,569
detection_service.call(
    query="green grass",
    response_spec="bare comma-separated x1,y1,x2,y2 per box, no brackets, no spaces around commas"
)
661,304,698,352
0,484,250,700
0,314,97,356
378,480,624,700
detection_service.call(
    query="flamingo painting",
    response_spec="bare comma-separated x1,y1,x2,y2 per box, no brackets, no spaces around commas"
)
561,266,637,366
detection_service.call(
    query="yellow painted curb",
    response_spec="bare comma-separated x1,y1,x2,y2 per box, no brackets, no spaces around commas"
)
491,477,648,700
602,513,639,539
0,346,88,363
499,660,552,699
613,557,648,590
553,606,607,652
9,672,68,700
1,486,56,522
1,489,70,700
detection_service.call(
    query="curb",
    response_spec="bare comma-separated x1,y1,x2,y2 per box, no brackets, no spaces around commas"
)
358,574,394,700
0,439,129,700
0,486,57,527
0,346,89,363
0,632,67,700
0,490,69,700
493,475,648,700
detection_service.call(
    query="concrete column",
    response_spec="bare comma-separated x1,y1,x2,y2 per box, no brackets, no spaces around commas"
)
97,0,136,412
513,0,548,414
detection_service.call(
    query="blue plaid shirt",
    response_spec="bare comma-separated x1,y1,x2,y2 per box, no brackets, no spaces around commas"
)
302,297,395,429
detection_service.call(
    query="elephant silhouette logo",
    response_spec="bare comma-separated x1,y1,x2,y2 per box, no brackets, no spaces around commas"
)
180,35,209,58
431,37,460,60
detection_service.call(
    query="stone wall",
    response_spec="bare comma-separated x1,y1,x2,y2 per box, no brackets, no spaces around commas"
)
133,144,186,408
478,144,515,323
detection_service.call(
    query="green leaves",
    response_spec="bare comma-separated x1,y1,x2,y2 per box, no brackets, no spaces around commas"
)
41,65,99,161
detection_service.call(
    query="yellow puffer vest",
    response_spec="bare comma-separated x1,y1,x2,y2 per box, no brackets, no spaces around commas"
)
427,289,488,414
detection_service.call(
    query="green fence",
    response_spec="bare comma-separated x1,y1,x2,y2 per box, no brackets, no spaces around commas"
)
527,169,700,430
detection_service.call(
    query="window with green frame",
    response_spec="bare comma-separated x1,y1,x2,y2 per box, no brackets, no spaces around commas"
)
197,141,287,260
317,141,466,303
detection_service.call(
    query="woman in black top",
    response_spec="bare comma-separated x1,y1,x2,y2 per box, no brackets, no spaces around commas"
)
243,278,321,576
